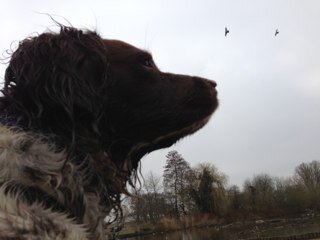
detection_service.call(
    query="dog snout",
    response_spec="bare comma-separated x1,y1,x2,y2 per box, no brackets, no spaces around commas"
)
192,77,217,89
206,80,217,89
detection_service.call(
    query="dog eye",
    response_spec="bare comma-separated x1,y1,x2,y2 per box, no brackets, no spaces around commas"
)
143,58,153,68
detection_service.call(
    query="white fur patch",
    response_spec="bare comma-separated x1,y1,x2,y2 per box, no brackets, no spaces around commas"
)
0,125,106,239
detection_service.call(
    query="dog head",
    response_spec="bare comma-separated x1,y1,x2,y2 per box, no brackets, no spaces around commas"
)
2,27,218,171
103,39,218,168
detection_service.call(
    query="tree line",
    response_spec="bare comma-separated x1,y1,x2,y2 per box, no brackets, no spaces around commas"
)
128,150,320,224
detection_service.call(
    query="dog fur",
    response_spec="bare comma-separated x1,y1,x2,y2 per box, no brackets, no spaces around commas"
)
0,26,218,239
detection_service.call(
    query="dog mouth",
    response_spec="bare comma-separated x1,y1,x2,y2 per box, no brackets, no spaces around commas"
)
124,109,216,172
122,78,218,172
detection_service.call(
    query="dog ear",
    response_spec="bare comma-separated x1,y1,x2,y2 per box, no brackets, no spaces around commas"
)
3,27,109,147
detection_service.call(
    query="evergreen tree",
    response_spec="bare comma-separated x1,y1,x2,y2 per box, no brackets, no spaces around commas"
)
163,150,190,219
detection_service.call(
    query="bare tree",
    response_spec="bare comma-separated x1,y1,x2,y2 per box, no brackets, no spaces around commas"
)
294,160,320,189
143,172,166,223
228,185,242,210
294,160,320,211
243,173,275,213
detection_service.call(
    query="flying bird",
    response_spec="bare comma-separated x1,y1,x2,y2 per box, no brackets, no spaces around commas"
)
225,27,229,37
275,29,279,36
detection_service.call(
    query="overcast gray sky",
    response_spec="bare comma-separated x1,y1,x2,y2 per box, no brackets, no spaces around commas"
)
1,0,319,187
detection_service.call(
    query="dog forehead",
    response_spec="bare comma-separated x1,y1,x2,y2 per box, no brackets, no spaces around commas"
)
103,39,146,59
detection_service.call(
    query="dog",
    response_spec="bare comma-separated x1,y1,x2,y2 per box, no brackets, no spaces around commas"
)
0,26,218,239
